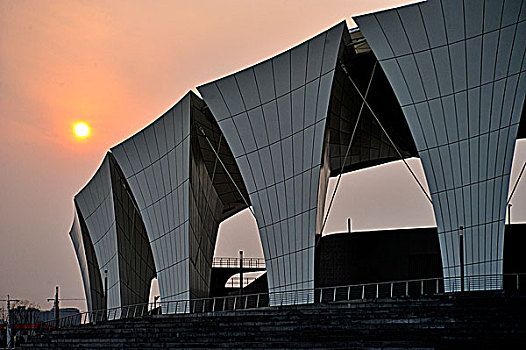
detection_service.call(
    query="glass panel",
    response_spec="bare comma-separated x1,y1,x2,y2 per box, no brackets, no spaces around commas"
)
273,52,291,97
428,99,447,145
270,142,285,183
465,0,484,37
414,51,440,100
493,26,514,81
144,125,159,161
481,31,499,85
236,68,261,110
401,105,426,150
254,60,276,104
322,23,344,74
316,71,334,122
304,80,319,127
355,15,394,60
277,95,292,138
290,42,308,90
281,136,294,180
442,0,465,43
431,46,454,96
415,102,438,148
376,10,411,56
291,87,305,133
449,42,467,93
379,59,412,106
232,113,257,153
216,76,245,116
490,80,506,131
484,0,504,33
418,0,447,47
198,83,230,121
398,5,429,52
398,55,426,103
262,101,281,144
509,22,526,75
248,107,269,149
306,33,325,82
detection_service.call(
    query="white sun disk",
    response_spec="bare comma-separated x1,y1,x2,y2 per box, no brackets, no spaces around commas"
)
74,122,90,138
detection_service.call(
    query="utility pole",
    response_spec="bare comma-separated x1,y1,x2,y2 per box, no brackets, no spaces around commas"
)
459,226,464,292
7,295,12,349
239,250,244,296
1,295,20,349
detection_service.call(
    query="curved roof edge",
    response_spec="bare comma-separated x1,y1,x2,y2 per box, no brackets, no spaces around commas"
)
196,20,348,91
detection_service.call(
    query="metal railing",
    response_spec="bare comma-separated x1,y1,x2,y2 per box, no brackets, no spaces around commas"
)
212,257,266,269
226,276,258,288
40,273,525,329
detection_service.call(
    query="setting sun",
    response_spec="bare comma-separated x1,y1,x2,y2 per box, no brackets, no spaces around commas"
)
74,122,90,138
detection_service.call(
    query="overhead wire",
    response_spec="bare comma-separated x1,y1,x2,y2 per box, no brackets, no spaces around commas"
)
340,61,433,204
318,61,378,237
197,124,256,219
507,161,526,205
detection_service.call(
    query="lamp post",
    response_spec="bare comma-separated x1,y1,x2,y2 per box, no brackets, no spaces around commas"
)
459,226,464,292
104,270,108,320
239,250,244,296
54,286,59,328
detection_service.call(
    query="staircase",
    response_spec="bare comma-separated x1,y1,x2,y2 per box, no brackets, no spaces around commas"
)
23,291,526,349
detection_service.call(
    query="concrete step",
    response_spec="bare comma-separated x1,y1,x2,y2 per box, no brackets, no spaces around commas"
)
22,293,526,349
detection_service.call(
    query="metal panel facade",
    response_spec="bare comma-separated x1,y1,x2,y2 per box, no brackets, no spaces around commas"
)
75,156,122,308
355,0,526,291
112,94,193,306
111,92,232,309
199,22,346,304
69,209,105,313
75,154,156,310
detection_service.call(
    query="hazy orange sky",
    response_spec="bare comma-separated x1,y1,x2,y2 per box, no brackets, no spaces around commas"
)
1,0,525,312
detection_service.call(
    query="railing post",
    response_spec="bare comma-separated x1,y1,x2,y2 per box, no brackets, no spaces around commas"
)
405,281,408,297
333,287,336,302
212,298,216,312
421,280,424,295
245,296,248,309
256,294,260,308
517,274,520,291
376,284,379,299
348,285,351,301
320,289,323,303
390,283,393,298
361,285,365,300
436,279,439,294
